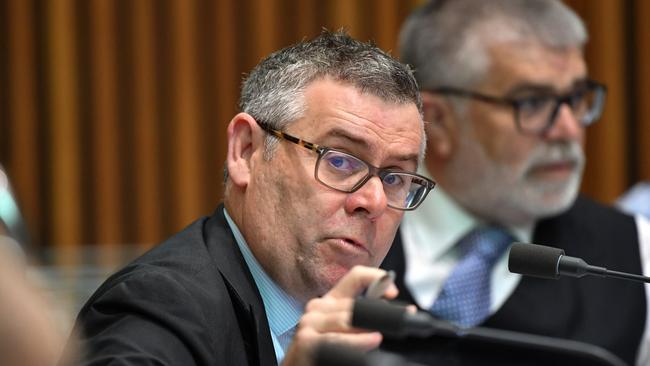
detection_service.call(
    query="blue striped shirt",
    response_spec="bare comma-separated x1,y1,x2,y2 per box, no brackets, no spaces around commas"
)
224,209,303,364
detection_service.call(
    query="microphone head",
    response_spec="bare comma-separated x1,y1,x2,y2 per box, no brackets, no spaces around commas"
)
352,298,459,338
313,342,368,366
508,242,565,279
352,298,405,335
314,342,413,366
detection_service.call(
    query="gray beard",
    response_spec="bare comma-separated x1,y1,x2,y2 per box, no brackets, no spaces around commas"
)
443,136,585,227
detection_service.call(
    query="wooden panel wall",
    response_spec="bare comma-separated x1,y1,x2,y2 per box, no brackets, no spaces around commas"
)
566,0,622,202
0,0,648,255
633,0,650,181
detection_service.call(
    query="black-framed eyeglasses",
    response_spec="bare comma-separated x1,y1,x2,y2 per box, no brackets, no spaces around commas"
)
426,79,607,135
256,120,436,211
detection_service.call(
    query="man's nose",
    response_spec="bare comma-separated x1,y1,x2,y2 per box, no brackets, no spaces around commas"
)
344,176,388,220
543,102,584,141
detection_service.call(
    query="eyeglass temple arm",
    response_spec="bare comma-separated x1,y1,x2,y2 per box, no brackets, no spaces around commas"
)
256,119,323,153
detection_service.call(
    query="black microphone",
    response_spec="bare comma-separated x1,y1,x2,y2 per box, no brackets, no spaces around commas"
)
352,298,627,366
508,242,650,283
352,296,459,338
314,342,425,366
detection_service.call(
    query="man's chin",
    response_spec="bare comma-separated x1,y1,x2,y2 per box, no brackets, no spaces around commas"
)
523,181,580,218
317,263,360,291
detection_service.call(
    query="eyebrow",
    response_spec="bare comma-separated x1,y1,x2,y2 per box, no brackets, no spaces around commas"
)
325,128,420,165
505,77,589,98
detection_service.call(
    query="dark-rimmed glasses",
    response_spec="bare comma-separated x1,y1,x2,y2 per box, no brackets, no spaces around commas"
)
256,120,435,211
426,79,607,135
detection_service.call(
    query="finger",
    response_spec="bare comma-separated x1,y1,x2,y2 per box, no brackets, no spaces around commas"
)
299,310,385,335
326,266,389,299
406,304,418,314
292,326,383,352
305,296,354,314
299,310,353,333
316,331,383,351
382,282,399,300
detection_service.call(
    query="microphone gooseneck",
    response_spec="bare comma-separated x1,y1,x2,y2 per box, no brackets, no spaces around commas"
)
508,242,650,284
351,298,627,366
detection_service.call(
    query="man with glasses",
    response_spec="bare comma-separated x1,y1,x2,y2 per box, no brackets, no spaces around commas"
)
381,0,650,365
71,30,434,366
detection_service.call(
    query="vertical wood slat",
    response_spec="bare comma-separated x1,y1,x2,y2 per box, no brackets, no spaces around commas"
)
214,0,237,101
375,0,399,52
131,0,162,246
215,0,237,189
90,0,122,248
253,0,280,59
581,0,628,202
46,1,81,238
7,0,40,245
296,0,317,39
634,0,650,180
330,0,360,36
46,0,82,262
170,0,204,228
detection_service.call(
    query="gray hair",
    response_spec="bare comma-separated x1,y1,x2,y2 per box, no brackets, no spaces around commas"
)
400,0,588,91
239,29,424,160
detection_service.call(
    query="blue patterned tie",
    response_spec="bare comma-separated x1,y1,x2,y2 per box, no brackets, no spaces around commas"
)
429,227,514,328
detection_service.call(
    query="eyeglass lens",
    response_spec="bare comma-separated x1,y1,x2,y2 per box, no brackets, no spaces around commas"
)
315,150,428,209
517,84,604,133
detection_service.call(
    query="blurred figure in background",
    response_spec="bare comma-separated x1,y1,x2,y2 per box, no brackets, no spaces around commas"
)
382,0,650,365
0,245,68,366
0,165,30,253
0,166,69,366
618,182,650,219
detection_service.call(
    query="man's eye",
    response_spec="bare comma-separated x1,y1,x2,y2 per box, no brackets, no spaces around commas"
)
520,96,552,111
326,155,362,171
383,174,404,187
569,89,588,107
329,156,345,168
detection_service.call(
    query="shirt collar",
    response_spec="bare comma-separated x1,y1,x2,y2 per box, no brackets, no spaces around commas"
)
223,209,303,337
403,167,533,260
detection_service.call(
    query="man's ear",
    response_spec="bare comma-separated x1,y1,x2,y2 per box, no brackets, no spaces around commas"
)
422,92,455,159
226,113,260,188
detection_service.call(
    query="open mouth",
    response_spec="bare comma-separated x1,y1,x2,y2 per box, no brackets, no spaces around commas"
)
343,237,361,246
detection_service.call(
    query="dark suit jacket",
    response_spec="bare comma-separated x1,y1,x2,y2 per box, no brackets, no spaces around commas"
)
381,196,646,365
71,205,277,366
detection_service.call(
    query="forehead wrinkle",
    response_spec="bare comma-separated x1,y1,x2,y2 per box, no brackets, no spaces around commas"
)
340,106,421,145
301,80,423,165
327,128,371,150
347,104,422,157
326,128,420,165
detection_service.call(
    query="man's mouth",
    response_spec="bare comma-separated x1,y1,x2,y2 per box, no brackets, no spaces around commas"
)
528,160,577,180
329,236,370,255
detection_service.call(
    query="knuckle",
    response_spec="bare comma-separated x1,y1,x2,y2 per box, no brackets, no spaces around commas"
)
292,327,315,343
305,298,321,312
298,312,319,328
335,313,351,330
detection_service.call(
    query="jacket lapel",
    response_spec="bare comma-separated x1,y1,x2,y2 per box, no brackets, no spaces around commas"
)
204,205,278,366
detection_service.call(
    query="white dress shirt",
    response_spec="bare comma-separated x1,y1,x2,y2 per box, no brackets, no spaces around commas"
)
401,168,650,365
